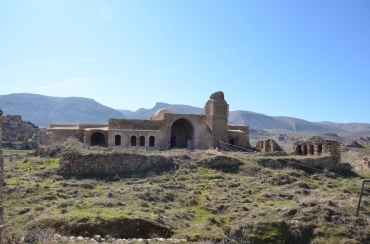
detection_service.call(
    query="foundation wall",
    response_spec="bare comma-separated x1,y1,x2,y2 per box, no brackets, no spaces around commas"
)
60,152,176,174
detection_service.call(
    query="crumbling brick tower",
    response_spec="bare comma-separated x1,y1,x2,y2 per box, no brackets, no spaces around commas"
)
0,110,3,242
204,91,229,142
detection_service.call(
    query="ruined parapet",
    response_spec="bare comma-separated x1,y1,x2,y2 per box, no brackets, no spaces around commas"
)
0,110,3,242
256,139,282,152
293,140,341,162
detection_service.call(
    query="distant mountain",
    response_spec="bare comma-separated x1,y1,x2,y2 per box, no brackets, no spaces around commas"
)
1,93,369,133
118,102,203,119
317,122,370,133
0,93,125,127
119,103,368,133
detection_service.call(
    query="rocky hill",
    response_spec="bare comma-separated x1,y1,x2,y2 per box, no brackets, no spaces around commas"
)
1,114,43,150
317,122,370,134
0,93,125,127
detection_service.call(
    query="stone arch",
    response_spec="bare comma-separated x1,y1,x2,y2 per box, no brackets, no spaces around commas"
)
131,136,137,146
140,136,145,147
170,118,194,149
115,135,121,146
149,136,155,147
91,132,106,147
295,145,302,155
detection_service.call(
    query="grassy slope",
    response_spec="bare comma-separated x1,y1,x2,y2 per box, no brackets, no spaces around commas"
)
3,146,370,243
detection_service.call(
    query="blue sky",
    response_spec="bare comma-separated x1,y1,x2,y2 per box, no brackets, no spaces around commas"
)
1,1,369,123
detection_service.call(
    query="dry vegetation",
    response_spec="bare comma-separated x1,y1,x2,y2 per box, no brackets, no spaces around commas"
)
3,141,370,243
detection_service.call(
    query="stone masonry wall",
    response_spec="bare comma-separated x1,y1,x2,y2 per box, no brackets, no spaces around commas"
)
256,157,351,173
60,151,177,175
0,110,3,242
293,140,341,162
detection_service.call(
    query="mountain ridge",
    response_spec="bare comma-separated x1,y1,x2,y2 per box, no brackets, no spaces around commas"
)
119,103,365,133
1,93,369,133
0,93,125,127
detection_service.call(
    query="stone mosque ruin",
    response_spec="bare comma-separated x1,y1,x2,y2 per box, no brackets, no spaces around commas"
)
39,92,251,150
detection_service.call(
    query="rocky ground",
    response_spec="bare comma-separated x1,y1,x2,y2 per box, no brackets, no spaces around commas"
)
2,141,370,244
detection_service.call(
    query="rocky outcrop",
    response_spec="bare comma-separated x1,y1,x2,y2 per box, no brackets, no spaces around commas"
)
1,114,43,150
347,140,364,148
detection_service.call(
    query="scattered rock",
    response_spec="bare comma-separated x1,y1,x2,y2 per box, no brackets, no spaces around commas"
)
18,207,30,215
286,209,298,216
347,141,364,148
93,235,101,242
24,234,35,243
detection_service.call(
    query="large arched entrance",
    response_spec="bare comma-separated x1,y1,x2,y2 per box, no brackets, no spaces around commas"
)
91,132,106,147
170,118,194,149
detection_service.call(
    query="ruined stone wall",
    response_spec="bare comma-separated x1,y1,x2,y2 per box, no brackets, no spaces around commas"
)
0,110,3,242
46,129,85,144
50,123,79,128
227,130,250,148
60,151,176,174
256,156,351,172
256,139,282,152
228,125,251,148
293,140,341,162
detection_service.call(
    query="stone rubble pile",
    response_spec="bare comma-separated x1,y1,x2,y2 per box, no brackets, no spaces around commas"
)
21,234,188,243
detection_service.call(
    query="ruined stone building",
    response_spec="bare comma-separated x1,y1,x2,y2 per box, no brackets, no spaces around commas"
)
256,139,282,152
293,140,341,162
39,92,251,150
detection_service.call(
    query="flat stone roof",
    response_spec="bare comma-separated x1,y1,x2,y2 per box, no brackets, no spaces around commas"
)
84,127,109,131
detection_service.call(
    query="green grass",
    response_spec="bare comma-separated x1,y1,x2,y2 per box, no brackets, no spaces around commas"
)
3,146,370,243
2,149,35,156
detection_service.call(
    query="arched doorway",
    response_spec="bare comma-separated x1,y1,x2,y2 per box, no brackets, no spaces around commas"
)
91,132,105,147
115,135,121,146
170,118,194,149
